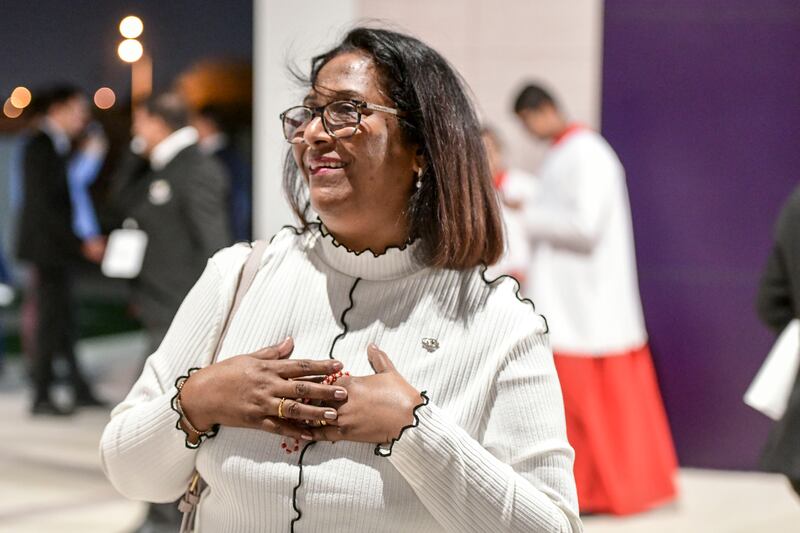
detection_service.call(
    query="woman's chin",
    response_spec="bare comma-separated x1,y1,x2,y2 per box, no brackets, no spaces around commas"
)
309,189,351,219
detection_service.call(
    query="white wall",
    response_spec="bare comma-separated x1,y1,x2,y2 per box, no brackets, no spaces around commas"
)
253,0,357,238
357,0,604,171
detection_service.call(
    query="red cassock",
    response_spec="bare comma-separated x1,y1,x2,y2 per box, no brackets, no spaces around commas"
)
523,126,677,515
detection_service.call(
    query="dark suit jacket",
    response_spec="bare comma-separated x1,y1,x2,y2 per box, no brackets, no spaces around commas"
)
757,184,800,331
16,131,82,267
212,143,252,242
110,144,232,328
756,183,800,478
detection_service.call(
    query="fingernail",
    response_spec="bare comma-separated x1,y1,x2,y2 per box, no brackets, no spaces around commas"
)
324,410,337,420
301,433,313,441
334,389,347,400
332,361,343,371
368,343,378,351
283,336,292,345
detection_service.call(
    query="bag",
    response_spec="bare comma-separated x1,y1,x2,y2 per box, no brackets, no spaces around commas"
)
101,228,149,279
744,319,800,421
178,240,267,533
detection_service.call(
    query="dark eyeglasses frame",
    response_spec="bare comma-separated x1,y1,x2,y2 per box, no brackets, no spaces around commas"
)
279,99,407,144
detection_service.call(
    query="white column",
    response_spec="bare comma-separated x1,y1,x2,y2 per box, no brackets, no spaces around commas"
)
253,0,357,239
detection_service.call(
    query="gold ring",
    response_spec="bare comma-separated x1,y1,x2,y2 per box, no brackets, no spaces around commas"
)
278,397,287,419
320,419,327,426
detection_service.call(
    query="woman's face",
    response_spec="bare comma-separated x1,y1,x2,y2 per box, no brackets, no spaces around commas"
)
292,51,419,246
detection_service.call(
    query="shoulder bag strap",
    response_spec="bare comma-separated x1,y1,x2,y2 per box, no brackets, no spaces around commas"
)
179,239,268,533
208,239,268,365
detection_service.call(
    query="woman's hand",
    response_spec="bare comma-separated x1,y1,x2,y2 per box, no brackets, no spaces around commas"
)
180,337,348,442
309,344,422,445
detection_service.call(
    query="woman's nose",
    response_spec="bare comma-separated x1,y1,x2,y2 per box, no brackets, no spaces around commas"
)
302,115,333,146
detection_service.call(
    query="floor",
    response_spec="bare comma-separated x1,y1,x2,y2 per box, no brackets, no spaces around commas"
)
1,332,799,533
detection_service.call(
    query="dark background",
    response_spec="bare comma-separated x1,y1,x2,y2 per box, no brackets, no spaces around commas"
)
0,0,252,98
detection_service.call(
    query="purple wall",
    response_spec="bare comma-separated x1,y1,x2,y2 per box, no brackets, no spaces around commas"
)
602,1,800,469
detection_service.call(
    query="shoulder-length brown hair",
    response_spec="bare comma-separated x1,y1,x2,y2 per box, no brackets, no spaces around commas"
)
283,27,503,269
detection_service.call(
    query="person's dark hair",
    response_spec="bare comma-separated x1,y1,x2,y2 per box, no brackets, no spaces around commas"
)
140,92,189,131
513,84,557,114
197,104,230,133
40,84,84,113
284,26,503,269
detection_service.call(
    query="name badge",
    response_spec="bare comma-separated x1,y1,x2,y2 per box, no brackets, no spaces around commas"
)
149,179,172,205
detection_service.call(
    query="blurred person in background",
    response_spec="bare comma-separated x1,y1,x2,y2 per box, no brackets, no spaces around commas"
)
192,104,252,242
481,126,536,283
514,83,677,515
9,96,47,372
67,122,108,244
109,91,232,533
756,182,800,499
10,97,109,374
15,84,106,416
0,248,13,375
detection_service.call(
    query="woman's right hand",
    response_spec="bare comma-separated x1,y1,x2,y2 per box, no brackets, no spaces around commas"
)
179,337,347,442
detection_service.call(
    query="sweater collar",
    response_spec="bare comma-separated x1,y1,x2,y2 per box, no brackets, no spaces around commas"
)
309,223,423,281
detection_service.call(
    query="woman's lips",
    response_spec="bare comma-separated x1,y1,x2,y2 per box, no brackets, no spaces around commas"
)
308,159,347,177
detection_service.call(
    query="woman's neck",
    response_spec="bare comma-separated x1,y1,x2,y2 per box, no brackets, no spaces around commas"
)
321,217,410,254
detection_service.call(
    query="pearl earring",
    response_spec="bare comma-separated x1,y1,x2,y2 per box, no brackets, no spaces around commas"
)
415,168,423,189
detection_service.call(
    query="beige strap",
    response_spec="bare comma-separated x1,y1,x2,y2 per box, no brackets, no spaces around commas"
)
209,240,268,365
180,240,268,533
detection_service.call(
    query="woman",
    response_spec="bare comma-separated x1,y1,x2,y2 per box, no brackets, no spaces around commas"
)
101,27,581,533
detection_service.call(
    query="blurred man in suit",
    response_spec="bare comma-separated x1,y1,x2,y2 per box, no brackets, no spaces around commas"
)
16,85,106,415
192,104,252,242
112,92,232,358
110,93,231,533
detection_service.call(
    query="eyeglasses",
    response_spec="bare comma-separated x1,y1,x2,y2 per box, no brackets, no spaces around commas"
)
279,99,406,144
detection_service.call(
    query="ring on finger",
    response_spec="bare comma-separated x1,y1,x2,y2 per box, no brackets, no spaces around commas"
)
278,397,287,419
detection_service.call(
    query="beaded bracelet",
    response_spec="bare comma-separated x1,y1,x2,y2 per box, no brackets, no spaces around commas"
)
170,368,219,449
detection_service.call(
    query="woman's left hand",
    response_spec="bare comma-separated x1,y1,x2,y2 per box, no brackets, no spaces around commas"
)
309,344,422,445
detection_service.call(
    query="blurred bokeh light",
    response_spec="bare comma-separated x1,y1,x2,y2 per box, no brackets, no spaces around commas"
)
9,86,32,109
3,98,23,118
117,39,143,63
119,16,144,39
93,87,116,109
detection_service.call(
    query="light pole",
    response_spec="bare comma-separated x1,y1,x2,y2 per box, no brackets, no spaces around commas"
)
117,16,151,113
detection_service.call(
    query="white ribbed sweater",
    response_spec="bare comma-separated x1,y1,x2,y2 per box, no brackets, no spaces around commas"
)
100,226,581,533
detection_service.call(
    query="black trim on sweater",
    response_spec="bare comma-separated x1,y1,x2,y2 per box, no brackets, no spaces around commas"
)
479,266,550,334
291,276,361,530
170,367,219,449
290,441,316,533
317,220,416,258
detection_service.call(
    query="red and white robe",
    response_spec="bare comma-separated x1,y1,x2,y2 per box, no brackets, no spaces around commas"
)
523,125,677,515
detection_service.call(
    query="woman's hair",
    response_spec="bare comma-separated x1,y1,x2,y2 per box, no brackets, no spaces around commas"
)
283,26,503,269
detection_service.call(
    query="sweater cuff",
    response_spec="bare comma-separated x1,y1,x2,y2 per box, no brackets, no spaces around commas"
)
374,391,429,457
